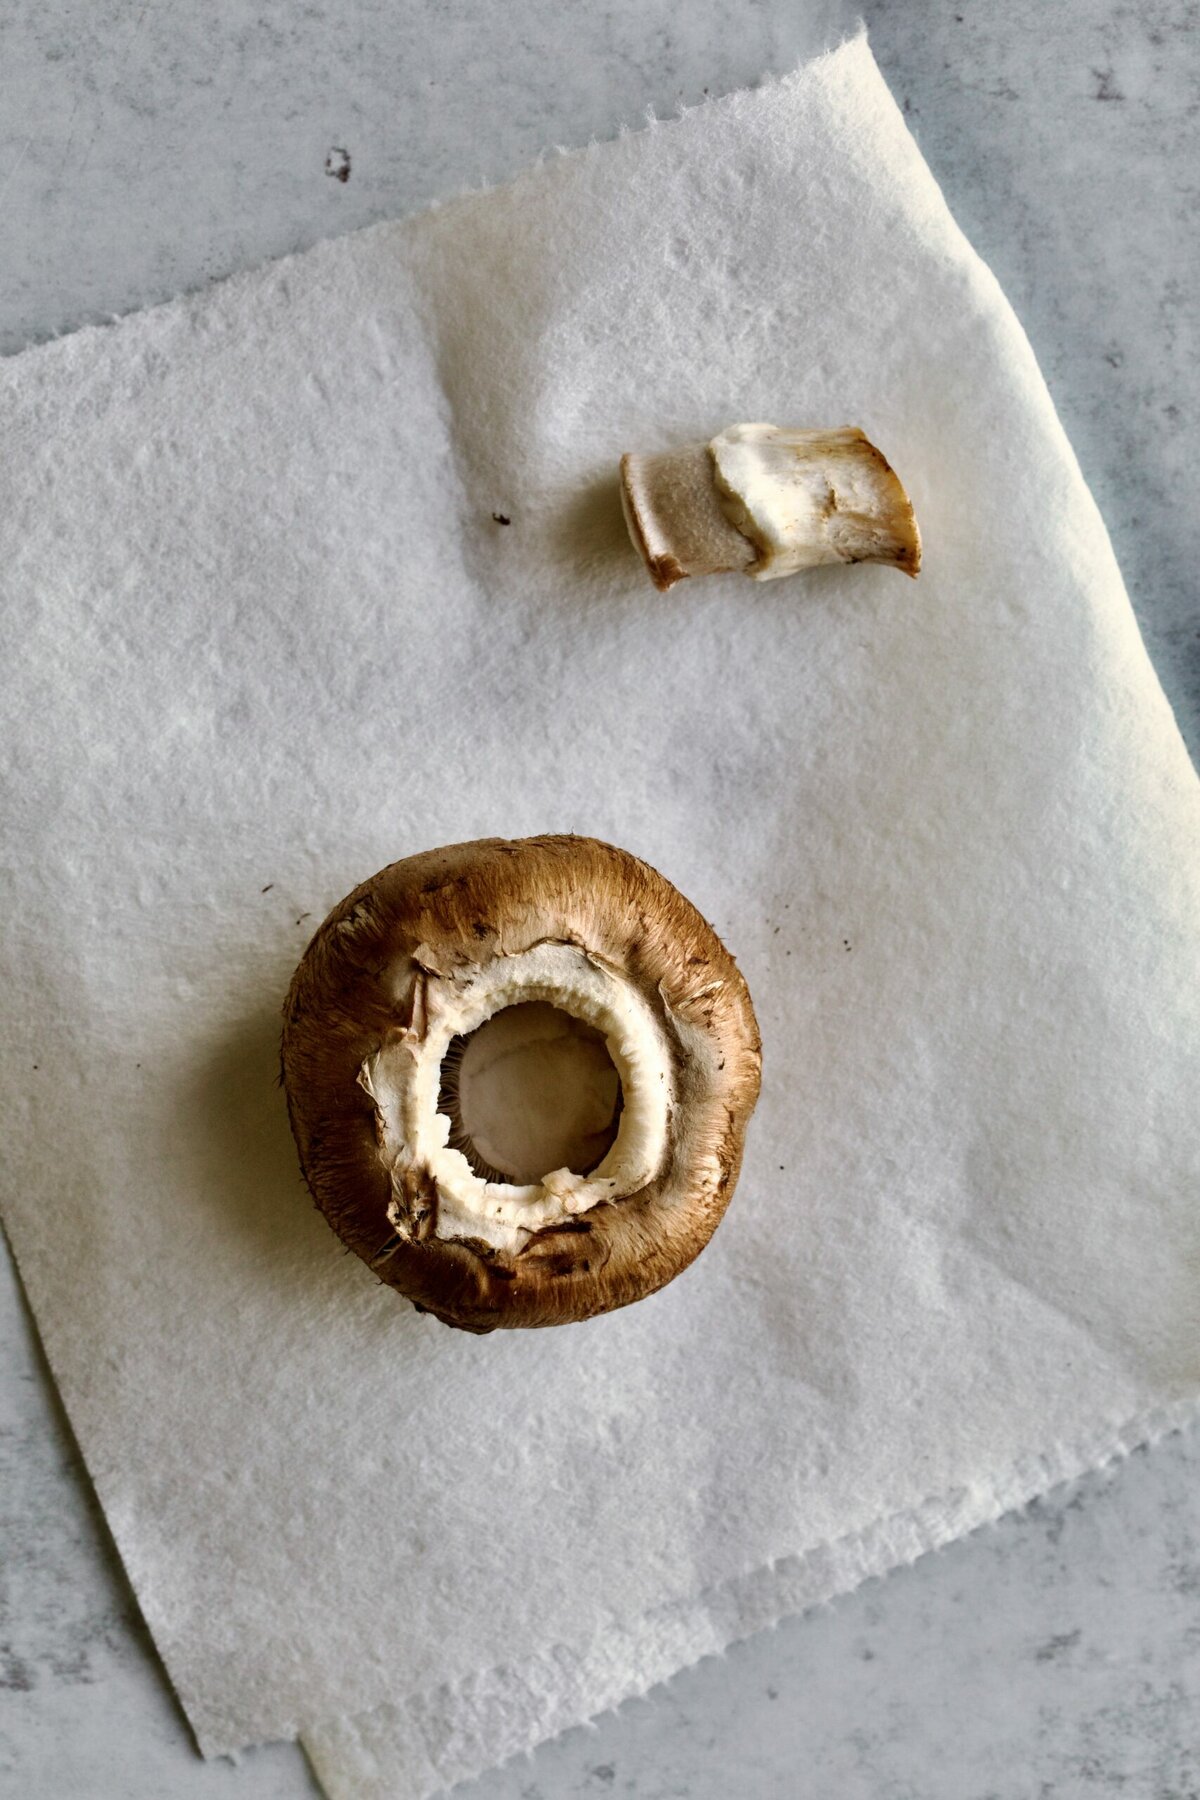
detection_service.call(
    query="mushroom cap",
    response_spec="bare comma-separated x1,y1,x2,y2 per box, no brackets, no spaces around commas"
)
282,835,762,1332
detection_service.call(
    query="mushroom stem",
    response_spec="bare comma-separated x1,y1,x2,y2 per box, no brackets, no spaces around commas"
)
620,424,921,591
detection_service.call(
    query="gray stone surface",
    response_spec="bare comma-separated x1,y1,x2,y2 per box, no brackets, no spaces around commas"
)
2,2,1197,1796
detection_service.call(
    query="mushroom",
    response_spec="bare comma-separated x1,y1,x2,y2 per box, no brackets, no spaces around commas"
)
620,423,921,591
282,835,761,1332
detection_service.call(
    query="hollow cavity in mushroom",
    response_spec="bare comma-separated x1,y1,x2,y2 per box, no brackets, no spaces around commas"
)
359,939,677,1257
438,1001,623,1186
620,422,921,591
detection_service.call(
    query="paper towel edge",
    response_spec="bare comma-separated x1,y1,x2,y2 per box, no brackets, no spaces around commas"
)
0,26,869,374
298,1394,1200,1800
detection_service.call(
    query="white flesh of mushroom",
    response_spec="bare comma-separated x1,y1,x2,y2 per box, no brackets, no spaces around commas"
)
359,943,675,1255
709,423,909,578
620,423,920,590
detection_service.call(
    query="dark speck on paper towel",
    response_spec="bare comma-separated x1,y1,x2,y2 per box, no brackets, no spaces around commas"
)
492,511,512,525
325,147,351,183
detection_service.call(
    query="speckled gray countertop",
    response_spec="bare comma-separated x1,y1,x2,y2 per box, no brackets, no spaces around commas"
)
2,3,1197,1796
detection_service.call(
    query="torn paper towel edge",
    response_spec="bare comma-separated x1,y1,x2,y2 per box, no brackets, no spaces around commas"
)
297,1397,1200,1799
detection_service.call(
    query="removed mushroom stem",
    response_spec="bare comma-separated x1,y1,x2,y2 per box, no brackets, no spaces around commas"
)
620,423,921,592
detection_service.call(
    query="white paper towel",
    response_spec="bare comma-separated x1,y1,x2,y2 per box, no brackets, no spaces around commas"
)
2,32,1198,1800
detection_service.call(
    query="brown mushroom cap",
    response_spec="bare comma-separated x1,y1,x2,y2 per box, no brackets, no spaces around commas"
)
282,835,762,1332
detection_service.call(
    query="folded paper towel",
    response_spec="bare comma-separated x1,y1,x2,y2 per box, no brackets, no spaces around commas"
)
1,31,1198,1800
